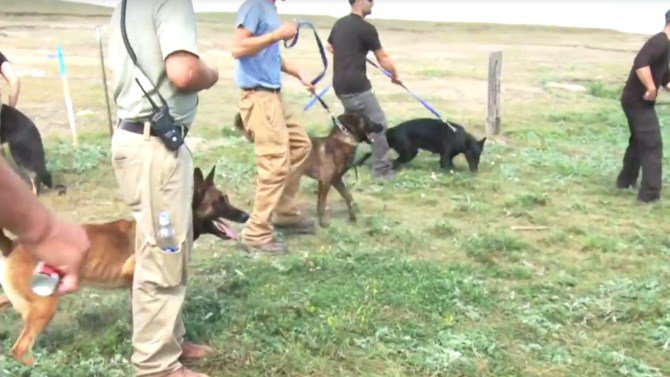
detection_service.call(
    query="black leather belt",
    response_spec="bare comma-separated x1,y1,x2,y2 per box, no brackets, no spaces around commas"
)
118,120,157,136
241,86,281,93
118,120,188,138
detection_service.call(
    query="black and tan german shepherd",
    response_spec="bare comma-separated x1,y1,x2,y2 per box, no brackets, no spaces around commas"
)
0,166,249,365
0,105,57,194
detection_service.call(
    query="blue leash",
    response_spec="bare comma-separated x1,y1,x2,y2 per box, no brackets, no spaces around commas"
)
304,84,331,111
365,58,456,131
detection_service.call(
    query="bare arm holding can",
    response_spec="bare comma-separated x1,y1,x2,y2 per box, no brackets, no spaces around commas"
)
0,156,89,295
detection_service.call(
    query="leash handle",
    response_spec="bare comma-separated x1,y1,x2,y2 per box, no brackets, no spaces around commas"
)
284,21,328,86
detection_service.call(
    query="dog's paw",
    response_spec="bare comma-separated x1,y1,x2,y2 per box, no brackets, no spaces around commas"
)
318,219,330,228
21,354,35,366
55,184,67,196
11,346,35,366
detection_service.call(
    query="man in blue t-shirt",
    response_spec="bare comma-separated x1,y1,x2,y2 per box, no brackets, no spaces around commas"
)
232,0,316,254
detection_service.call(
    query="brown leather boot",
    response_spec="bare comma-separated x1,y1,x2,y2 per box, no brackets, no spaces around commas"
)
273,217,316,235
240,240,288,254
162,366,209,377
180,341,213,361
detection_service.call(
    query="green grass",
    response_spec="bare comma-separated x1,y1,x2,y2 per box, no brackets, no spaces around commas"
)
2,1,670,376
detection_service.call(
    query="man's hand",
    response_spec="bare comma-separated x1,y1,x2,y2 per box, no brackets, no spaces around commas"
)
273,21,298,41
643,87,658,101
300,76,315,94
19,215,90,296
391,75,403,86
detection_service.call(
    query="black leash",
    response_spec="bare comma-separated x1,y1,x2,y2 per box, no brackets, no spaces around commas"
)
284,21,328,87
284,21,350,135
284,21,363,180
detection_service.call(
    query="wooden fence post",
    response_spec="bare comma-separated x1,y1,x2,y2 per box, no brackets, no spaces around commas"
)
487,51,502,136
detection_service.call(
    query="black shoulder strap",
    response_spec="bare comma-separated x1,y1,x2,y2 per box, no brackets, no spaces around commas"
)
120,0,168,110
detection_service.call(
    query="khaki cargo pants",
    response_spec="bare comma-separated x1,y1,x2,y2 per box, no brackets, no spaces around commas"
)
237,90,312,245
111,125,193,376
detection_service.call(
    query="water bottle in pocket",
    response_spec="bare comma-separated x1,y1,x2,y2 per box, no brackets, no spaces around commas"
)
156,211,178,253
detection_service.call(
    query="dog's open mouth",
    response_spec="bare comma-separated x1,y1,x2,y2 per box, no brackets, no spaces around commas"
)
212,217,238,239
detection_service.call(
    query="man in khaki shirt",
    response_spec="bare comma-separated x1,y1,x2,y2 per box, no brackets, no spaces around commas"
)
108,1,218,376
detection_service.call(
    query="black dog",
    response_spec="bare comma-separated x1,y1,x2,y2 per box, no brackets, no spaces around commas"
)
358,118,486,172
0,104,60,194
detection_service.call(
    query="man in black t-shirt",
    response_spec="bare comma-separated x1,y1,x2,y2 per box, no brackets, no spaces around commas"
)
616,10,670,203
0,51,21,108
328,0,402,180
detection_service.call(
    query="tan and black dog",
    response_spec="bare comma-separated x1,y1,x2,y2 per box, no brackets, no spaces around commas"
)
0,166,249,365
234,113,382,227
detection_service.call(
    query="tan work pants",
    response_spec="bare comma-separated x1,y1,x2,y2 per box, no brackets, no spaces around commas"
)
111,125,193,376
237,90,312,245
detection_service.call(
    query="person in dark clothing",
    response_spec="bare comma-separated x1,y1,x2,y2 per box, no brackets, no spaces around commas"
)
327,0,402,180
617,10,670,203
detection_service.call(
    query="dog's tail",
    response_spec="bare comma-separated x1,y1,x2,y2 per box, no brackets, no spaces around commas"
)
234,113,244,133
0,229,14,257
233,113,253,143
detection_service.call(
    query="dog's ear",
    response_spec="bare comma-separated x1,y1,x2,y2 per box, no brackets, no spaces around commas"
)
478,137,487,148
194,167,204,188
205,166,216,185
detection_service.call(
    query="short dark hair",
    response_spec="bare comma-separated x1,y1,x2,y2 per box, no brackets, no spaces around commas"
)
349,0,355,5
666,9,670,24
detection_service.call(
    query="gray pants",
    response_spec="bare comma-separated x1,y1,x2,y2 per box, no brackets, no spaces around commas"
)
338,89,392,176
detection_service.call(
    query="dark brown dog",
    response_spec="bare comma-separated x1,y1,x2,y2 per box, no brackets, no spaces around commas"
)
235,113,382,227
0,166,249,365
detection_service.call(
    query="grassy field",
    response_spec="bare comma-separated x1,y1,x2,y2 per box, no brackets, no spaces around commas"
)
2,1,670,376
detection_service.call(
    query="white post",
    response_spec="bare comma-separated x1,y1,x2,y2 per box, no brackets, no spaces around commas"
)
57,45,78,147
